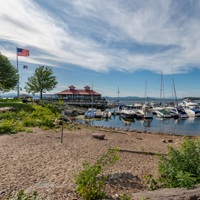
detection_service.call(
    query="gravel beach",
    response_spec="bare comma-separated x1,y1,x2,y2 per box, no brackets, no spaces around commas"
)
0,124,185,199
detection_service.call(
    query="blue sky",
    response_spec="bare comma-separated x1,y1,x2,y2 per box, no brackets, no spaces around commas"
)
1,0,200,97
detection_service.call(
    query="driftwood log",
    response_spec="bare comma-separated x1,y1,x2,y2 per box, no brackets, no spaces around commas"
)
112,148,167,156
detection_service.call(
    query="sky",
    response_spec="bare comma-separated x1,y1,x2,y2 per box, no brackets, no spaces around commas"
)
1,0,200,98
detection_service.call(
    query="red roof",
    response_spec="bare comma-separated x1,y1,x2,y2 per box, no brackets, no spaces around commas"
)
84,86,90,89
56,89,101,95
69,85,76,89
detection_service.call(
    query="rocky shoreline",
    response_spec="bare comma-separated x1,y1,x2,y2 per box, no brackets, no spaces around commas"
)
0,121,198,200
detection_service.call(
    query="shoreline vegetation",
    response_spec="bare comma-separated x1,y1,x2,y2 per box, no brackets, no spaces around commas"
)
0,100,200,199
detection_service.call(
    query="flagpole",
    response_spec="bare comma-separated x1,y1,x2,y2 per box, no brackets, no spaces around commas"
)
16,47,19,102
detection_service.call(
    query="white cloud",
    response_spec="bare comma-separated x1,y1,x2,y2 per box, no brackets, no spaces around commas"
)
1,0,200,74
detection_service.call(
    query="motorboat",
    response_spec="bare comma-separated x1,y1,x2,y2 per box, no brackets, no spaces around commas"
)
121,106,136,119
155,109,171,118
137,102,153,119
84,110,96,118
150,101,156,108
151,105,164,114
178,99,199,108
103,109,112,118
134,110,144,119
170,107,189,118
134,102,143,109
118,105,126,112
184,108,200,117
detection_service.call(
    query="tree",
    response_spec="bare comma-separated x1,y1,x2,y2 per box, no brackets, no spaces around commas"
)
24,65,58,100
0,53,19,93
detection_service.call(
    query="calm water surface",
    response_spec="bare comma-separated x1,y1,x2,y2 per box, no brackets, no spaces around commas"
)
75,99,200,136
75,115,200,136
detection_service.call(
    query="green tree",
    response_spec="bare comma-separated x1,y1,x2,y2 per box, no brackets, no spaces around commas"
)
24,65,58,100
0,53,19,93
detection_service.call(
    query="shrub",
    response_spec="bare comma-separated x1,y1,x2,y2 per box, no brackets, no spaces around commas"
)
26,128,33,133
157,137,200,189
0,111,15,120
8,190,40,200
0,103,60,134
119,194,131,200
22,117,38,127
74,147,120,200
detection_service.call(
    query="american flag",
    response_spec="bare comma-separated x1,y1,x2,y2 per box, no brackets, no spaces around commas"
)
17,48,29,56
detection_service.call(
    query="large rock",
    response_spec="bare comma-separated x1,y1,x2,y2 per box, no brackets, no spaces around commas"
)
92,133,105,140
0,107,16,112
132,184,200,200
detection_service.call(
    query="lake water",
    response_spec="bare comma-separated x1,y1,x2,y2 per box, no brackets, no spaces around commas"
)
75,99,200,136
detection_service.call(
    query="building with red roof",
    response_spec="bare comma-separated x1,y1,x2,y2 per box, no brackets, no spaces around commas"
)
56,85,101,100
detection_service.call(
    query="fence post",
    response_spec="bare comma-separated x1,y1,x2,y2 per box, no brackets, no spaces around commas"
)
61,110,64,143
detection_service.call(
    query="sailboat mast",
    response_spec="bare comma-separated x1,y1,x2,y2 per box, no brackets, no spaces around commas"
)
92,81,93,108
172,68,174,105
144,81,147,98
118,85,119,101
160,72,162,104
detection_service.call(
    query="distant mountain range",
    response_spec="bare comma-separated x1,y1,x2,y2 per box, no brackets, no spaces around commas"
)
104,96,168,99
0,93,40,98
104,96,141,99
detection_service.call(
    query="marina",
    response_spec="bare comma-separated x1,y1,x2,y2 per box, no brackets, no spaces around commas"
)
75,98,200,136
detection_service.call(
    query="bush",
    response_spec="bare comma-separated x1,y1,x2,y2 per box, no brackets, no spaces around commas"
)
26,128,33,133
74,147,120,200
157,137,200,189
8,190,40,200
0,103,60,134
0,119,25,134
0,111,15,120
23,117,38,127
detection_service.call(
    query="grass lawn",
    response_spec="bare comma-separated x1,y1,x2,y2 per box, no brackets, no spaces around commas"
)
0,99,23,103
0,102,24,108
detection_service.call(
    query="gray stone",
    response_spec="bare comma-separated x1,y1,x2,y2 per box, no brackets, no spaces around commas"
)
92,133,105,140
0,107,16,112
132,184,200,200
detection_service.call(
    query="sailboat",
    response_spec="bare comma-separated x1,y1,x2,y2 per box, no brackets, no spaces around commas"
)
137,82,153,119
155,72,171,118
113,86,120,106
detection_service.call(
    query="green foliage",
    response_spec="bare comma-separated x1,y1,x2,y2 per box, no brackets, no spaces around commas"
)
8,190,40,200
144,174,159,190
0,99,22,102
0,103,60,134
119,194,131,200
0,53,19,93
22,117,38,127
0,111,15,120
57,100,64,107
156,137,200,189
0,119,25,134
74,147,120,200
26,128,33,133
24,65,58,100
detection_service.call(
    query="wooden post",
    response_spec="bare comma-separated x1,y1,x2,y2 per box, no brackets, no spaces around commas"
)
61,111,64,143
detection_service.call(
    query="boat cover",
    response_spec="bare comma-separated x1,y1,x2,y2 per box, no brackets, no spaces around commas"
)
190,108,200,113
84,110,96,118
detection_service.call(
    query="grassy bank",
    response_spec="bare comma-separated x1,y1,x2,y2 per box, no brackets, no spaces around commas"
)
0,99,23,103
0,103,61,134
